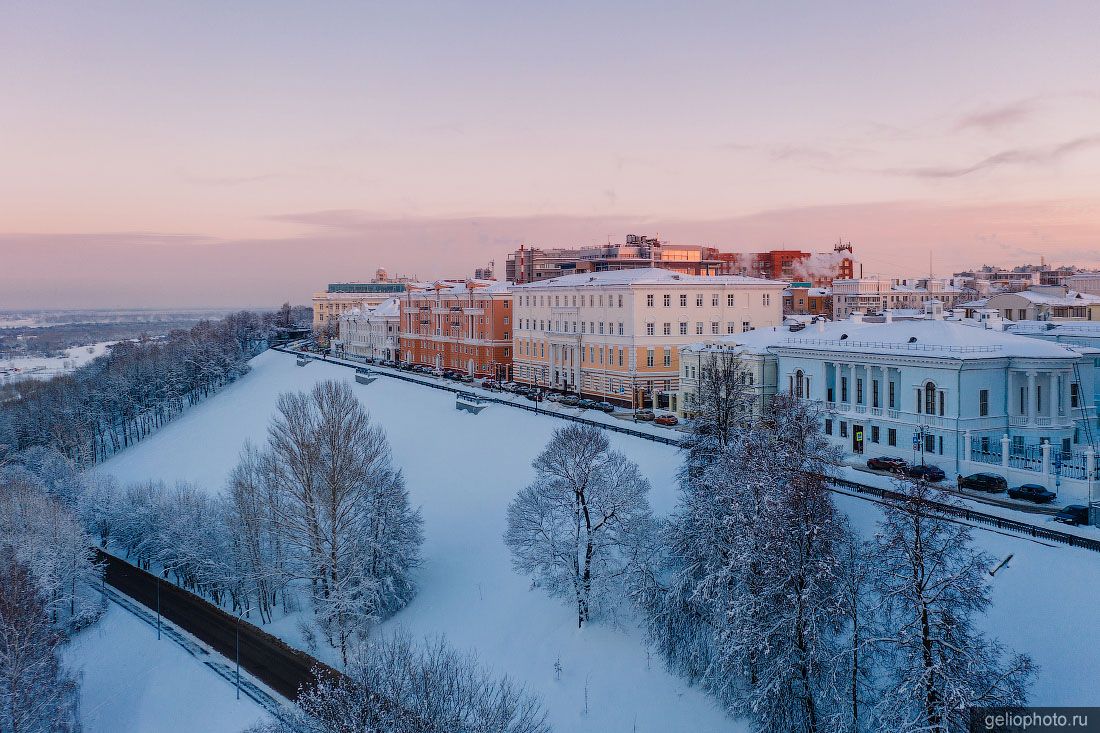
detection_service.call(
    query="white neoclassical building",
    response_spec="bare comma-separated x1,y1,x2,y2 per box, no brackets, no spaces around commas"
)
335,297,401,361
678,314,1100,495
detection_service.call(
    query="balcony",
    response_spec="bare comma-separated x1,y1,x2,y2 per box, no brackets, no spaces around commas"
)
1009,416,1028,427
825,401,837,412
854,405,867,414
887,409,899,419
870,407,883,416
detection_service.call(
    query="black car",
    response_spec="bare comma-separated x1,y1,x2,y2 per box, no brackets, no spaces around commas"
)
907,464,945,482
577,399,598,410
956,473,1008,493
1007,483,1057,503
1054,505,1089,526
867,456,908,474
524,391,543,402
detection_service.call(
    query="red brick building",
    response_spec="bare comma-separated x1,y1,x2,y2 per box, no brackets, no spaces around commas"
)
717,242,855,287
398,280,513,378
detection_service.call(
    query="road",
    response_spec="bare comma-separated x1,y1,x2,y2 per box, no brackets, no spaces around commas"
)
96,549,341,701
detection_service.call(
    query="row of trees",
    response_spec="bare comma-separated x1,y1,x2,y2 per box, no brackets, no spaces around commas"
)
1,453,105,733
0,310,277,466
89,381,423,666
505,353,1035,733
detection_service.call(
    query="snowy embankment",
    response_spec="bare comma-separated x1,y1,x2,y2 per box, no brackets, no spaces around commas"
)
101,349,732,733
99,349,1100,724
64,603,269,733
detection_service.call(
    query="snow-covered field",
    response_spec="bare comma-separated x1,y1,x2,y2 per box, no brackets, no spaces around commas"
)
98,348,1100,730
64,604,269,733
1,341,115,384
102,349,731,732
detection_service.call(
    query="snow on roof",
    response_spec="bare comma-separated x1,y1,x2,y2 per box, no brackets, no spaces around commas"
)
511,267,786,289
686,318,1084,360
771,318,1082,359
370,297,401,317
784,286,830,296
407,279,514,295
989,289,1100,306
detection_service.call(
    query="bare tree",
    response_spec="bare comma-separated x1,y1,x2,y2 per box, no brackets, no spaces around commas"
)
266,381,422,664
0,548,82,733
250,631,550,733
872,479,1035,732
505,424,653,628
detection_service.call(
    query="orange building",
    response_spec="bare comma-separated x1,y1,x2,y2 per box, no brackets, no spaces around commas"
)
398,280,513,378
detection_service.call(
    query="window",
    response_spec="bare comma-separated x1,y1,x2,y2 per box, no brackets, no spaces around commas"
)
856,378,864,404
827,387,834,402
646,322,655,336
712,294,719,307
696,294,703,307
727,322,735,334
888,428,897,446
871,426,880,443
647,294,654,307
924,382,937,415
680,322,688,335
727,293,735,307
979,389,989,416
825,419,833,436
763,293,771,306
599,322,605,335
925,433,935,453
840,422,848,438
663,294,671,307
696,322,704,335
618,349,624,366
711,322,719,335
663,322,671,335
742,321,751,332
841,377,848,402
1071,383,1080,408
680,294,688,307
939,390,945,416
663,349,671,367
618,295,624,308
872,379,880,408
889,382,896,409
618,322,624,336
646,349,655,367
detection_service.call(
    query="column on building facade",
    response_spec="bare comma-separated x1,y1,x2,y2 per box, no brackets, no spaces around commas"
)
1026,370,1037,424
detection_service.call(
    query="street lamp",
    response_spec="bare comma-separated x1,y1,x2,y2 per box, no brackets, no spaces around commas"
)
235,606,251,700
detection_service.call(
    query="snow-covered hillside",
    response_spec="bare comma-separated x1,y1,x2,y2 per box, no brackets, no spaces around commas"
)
99,349,1100,729
101,349,731,732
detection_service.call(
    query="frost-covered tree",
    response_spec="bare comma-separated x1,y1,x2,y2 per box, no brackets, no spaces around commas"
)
249,632,550,733
637,393,849,732
871,479,1034,732
0,549,82,733
265,381,422,663
505,423,653,628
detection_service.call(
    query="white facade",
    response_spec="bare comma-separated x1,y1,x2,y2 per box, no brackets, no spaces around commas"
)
336,297,401,361
512,268,785,405
832,277,965,319
678,316,1100,485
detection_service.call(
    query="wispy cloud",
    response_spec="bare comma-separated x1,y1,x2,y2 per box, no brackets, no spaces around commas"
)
883,135,1100,179
954,98,1037,132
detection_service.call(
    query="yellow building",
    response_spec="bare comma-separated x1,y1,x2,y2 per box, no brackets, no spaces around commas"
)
512,268,785,408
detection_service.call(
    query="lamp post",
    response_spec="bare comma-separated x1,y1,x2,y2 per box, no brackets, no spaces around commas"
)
235,606,251,700
156,575,161,641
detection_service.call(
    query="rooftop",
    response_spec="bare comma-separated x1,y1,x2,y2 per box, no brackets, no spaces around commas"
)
511,267,785,289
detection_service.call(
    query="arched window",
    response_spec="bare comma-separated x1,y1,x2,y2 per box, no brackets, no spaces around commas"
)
924,382,937,415
795,369,805,399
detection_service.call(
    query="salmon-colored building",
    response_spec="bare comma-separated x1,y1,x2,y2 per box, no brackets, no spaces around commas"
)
398,280,514,379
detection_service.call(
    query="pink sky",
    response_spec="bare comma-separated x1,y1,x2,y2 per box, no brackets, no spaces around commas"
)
2,2,1099,308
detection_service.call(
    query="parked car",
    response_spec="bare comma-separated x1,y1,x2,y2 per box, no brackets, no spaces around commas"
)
544,392,562,402
596,401,615,413
906,464,945,482
560,394,580,406
458,374,474,383
635,409,656,421
654,415,679,426
956,473,1008,493
1054,505,1089,526
1007,483,1057,503
524,391,543,402
577,399,598,410
867,456,908,474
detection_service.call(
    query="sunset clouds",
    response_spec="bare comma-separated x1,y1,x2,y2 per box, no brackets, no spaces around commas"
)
2,1,1099,307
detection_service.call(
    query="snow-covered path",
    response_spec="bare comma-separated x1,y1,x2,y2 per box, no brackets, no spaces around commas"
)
101,349,733,732
63,603,269,733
